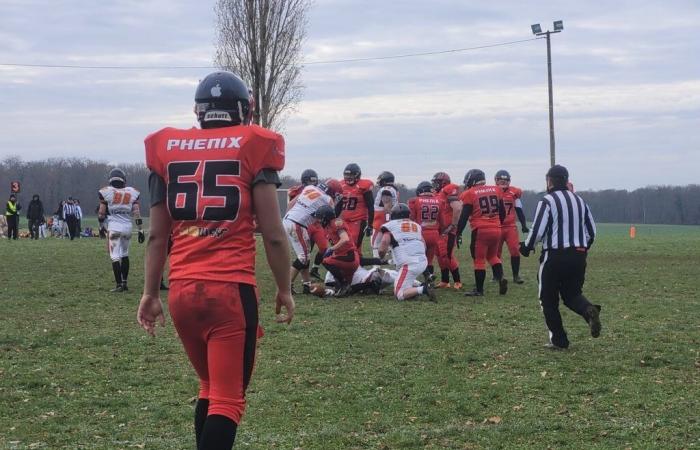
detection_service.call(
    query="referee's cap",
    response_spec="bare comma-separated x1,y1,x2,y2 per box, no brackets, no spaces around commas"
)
546,164,569,180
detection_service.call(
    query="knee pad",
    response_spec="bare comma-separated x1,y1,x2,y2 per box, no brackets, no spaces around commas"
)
292,258,309,271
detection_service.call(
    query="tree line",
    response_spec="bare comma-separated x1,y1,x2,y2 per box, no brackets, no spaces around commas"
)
2,157,698,225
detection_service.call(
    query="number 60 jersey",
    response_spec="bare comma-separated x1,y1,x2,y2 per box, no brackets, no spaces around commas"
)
144,124,285,285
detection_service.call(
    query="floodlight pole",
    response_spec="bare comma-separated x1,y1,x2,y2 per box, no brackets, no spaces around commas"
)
545,31,555,167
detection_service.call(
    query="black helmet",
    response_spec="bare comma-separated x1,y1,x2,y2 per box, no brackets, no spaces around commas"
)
390,203,411,220
377,171,395,186
463,169,486,188
109,168,126,188
343,163,361,184
546,164,569,181
313,205,336,227
301,169,319,186
431,172,451,191
494,169,511,182
416,181,433,196
195,71,252,129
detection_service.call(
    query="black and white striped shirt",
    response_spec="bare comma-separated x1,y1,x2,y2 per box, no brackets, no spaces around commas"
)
63,203,76,217
524,189,596,250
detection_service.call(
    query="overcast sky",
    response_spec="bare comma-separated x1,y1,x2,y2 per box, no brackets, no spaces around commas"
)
1,0,698,190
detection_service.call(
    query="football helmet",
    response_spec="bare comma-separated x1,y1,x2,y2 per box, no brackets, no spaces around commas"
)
431,172,451,191
194,71,252,129
464,169,486,188
319,179,342,197
377,171,395,186
109,168,126,188
343,163,361,185
390,203,411,220
313,205,336,227
495,169,511,187
416,181,433,196
301,169,319,186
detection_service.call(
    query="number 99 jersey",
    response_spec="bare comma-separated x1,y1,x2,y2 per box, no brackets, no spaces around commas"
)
98,185,140,233
144,124,285,285
459,185,503,230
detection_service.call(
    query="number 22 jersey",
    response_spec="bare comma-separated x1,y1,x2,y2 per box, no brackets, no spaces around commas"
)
144,124,285,285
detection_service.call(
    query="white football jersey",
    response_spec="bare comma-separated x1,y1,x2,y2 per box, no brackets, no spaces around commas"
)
381,219,426,267
284,185,332,227
99,186,140,233
374,185,399,211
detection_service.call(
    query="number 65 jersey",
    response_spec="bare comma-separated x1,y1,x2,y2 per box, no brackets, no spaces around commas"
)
144,124,285,285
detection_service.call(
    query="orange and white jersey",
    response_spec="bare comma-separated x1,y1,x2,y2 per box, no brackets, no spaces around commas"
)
284,185,332,227
99,185,140,233
381,218,426,266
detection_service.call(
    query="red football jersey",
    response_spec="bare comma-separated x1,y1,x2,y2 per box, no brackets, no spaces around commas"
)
144,124,285,285
339,178,374,222
325,218,356,255
287,184,303,201
459,185,503,230
408,193,444,231
437,183,460,228
500,186,522,227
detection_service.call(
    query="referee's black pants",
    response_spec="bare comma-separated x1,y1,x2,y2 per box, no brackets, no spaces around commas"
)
66,215,78,240
538,248,594,348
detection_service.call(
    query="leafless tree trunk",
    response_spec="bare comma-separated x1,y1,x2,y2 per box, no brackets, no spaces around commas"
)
214,0,309,131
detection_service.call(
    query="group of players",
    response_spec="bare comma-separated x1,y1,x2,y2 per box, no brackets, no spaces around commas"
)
282,163,530,301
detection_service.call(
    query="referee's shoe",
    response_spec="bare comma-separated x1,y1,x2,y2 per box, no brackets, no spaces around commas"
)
586,305,602,338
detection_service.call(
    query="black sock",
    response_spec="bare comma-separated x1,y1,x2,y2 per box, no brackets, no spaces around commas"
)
475,269,486,292
120,256,130,284
199,414,237,450
360,257,384,266
112,261,122,286
491,265,497,279
194,398,209,447
493,263,504,280
441,268,450,283
511,256,520,278
451,268,461,283
427,265,434,275
314,252,324,266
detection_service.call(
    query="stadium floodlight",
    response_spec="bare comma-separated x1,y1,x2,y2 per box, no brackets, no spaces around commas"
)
553,20,564,31
531,23,542,34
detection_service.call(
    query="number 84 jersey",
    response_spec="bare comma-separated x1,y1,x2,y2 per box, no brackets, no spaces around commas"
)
99,185,140,233
144,124,285,285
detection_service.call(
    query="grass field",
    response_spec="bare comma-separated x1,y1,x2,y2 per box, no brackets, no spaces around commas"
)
1,222,698,449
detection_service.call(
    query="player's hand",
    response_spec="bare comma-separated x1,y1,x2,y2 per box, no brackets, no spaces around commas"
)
521,225,530,233
274,289,295,324
365,227,372,237
442,224,455,236
456,235,462,248
138,230,145,243
137,294,165,337
519,242,531,257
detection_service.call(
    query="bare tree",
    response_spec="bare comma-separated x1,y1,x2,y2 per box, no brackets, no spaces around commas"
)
214,0,310,130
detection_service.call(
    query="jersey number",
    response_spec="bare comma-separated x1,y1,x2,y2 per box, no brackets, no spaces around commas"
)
420,205,439,222
341,197,358,210
478,195,499,215
167,160,241,221
400,221,418,232
504,201,513,216
112,191,132,205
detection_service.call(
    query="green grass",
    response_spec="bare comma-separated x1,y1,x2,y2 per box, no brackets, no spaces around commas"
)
1,223,698,449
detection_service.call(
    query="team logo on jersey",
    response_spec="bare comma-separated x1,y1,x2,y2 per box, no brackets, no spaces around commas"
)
180,226,229,238
166,136,242,151
211,83,222,97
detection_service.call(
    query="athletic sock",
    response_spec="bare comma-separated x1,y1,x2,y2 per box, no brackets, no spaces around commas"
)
314,252,324,266
194,398,209,447
451,268,461,283
417,286,425,295
475,269,486,293
199,414,237,450
441,268,450,283
120,256,130,283
112,261,122,286
493,263,504,280
511,256,520,278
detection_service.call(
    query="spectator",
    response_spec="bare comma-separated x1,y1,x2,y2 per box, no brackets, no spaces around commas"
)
5,194,22,240
26,194,44,240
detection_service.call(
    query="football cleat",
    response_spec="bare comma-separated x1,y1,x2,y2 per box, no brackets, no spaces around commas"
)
513,276,524,284
453,282,463,290
499,278,508,295
110,285,124,293
424,283,437,302
436,282,451,289
586,305,602,338
302,282,312,294
464,289,484,297
309,266,322,281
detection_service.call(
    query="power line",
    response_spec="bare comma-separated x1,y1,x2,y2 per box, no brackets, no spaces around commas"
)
0,37,540,70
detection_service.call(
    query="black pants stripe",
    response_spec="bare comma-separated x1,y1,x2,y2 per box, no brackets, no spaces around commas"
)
239,284,258,390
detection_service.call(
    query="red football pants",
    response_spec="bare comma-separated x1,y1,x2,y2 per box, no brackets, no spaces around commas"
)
469,227,502,270
498,225,520,258
323,250,360,284
437,232,459,271
422,229,440,267
169,280,261,424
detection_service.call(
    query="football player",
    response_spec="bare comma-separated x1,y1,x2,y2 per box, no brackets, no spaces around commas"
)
431,172,463,289
98,168,144,292
371,171,399,257
284,179,342,294
313,205,360,297
494,170,529,284
287,169,329,282
408,181,444,283
379,203,436,302
337,163,374,251
321,265,422,297
138,71,295,450
457,169,508,297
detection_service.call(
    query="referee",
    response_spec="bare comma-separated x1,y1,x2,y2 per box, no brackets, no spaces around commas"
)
519,165,601,349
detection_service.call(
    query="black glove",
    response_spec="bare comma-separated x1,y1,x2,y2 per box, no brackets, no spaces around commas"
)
365,227,372,237
519,242,531,257
138,230,145,244
521,225,529,233
456,235,462,249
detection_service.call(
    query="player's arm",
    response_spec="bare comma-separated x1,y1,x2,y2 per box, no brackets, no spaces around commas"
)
444,198,462,234
498,199,506,224
521,199,550,255
331,229,350,252
378,232,392,259
515,198,528,232
97,193,107,220
584,204,596,249
456,203,473,237
364,190,375,233
254,178,295,324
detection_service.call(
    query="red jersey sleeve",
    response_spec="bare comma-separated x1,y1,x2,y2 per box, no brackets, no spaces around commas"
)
444,184,459,202
459,189,474,206
512,187,523,199
408,198,417,220
288,185,303,200
357,179,374,193
243,126,285,176
144,128,170,177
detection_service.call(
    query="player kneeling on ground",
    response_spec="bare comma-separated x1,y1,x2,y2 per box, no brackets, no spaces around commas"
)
313,205,360,297
379,204,436,302
318,265,421,298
